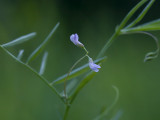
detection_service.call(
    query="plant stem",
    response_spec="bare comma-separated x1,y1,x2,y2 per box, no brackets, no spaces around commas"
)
63,105,70,120
96,32,119,58
64,54,87,100
97,0,148,58
0,45,63,102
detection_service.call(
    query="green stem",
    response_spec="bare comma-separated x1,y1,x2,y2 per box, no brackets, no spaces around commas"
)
83,46,89,54
63,105,70,120
96,32,119,58
97,0,147,58
63,54,87,100
0,45,63,102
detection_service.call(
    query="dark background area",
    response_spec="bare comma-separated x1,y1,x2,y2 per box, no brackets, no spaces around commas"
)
0,0,160,120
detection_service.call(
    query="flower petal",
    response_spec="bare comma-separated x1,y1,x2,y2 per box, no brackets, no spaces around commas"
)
88,58,101,72
70,33,84,47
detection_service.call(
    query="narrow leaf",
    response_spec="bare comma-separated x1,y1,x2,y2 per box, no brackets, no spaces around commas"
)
121,19,160,33
0,41,62,101
39,52,48,75
17,49,24,60
2,32,36,47
118,0,147,30
126,0,155,28
27,22,60,64
51,56,107,85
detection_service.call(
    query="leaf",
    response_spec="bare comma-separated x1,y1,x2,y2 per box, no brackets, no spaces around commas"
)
17,49,24,60
2,32,36,47
26,22,60,64
117,0,148,30
121,19,160,33
51,56,107,85
126,0,155,28
39,52,48,75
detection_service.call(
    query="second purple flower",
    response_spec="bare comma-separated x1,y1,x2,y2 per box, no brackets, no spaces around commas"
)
89,58,101,72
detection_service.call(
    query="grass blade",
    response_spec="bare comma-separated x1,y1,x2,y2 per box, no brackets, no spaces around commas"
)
39,52,48,75
2,32,36,47
51,56,107,85
27,22,60,64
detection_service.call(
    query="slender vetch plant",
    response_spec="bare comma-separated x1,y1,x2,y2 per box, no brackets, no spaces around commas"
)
0,0,160,119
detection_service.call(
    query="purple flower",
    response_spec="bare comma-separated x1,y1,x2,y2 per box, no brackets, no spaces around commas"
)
89,58,101,72
70,33,84,47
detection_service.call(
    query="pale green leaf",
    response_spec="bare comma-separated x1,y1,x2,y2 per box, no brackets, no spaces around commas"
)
39,52,48,75
17,49,24,60
126,0,155,28
2,32,36,47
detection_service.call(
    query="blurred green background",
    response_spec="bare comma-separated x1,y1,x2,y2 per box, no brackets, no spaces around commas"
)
0,0,160,120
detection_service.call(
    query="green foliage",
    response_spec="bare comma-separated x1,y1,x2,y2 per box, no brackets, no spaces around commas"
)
126,0,155,28
0,0,160,120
